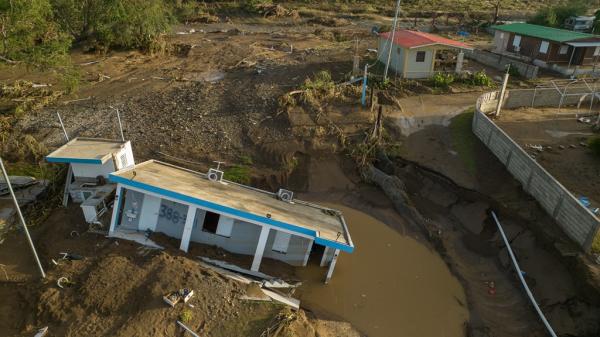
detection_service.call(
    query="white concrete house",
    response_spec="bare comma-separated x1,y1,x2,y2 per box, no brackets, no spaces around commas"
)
378,30,472,79
107,160,354,282
45,138,135,222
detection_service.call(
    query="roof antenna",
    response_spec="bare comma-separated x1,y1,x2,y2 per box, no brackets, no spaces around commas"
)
109,105,125,142
56,111,69,142
213,161,225,171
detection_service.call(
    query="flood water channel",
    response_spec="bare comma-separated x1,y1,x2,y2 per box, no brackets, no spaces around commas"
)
296,205,469,337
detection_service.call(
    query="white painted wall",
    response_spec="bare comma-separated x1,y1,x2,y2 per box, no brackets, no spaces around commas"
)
493,30,509,53
404,47,434,79
71,159,116,179
138,194,161,231
114,142,135,170
377,37,406,76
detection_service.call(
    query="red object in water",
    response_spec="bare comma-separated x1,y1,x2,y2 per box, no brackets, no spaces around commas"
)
378,30,472,50
488,281,496,296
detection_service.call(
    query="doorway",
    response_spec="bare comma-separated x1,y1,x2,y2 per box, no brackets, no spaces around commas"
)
307,243,326,266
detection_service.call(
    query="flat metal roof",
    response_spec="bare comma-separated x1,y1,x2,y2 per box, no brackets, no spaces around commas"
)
109,160,354,252
46,137,128,164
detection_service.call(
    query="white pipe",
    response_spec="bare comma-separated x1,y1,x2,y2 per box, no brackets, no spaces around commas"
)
0,157,46,278
490,211,557,337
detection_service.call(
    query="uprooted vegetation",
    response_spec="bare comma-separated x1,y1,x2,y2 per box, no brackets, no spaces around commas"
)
0,80,64,162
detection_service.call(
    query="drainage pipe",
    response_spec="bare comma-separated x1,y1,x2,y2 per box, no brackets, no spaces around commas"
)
491,211,557,337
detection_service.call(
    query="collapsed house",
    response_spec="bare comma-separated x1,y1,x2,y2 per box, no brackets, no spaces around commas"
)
106,160,354,282
491,23,600,75
377,29,473,79
45,137,135,223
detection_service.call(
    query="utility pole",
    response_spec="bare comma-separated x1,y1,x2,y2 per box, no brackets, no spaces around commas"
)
0,157,46,278
383,0,402,82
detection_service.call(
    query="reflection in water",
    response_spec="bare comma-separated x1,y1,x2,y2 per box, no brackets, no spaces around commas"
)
296,205,469,337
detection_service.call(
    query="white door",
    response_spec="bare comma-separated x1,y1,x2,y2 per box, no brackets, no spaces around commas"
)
272,231,292,253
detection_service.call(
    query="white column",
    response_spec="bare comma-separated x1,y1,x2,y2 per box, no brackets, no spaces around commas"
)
108,185,123,236
302,240,314,266
179,206,197,252
251,226,270,272
320,246,330,267
62,164,73,207
324,249,340,284
455,51,464,74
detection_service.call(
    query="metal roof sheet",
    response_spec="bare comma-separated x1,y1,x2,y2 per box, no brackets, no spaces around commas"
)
491,23,599,43
379,30,472,49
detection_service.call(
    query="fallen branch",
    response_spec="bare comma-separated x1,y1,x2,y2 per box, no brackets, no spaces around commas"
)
0,55,17,64
62,96,92,104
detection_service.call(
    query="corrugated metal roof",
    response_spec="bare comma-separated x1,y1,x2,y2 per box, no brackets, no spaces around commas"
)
491,23,599,43
379,30,472,49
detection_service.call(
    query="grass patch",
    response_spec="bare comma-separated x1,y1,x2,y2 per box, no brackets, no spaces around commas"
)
450,109,477,174
224,165,251,185
5,162,56,180
592,234,600,255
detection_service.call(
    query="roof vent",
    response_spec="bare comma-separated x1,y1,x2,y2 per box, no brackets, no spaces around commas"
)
277,188,294,202
207,168,224,182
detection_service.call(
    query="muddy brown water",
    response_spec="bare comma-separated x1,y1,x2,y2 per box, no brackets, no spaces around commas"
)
296,205,469,337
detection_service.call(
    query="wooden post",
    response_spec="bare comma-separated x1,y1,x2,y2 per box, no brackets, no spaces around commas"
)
62,164,73,207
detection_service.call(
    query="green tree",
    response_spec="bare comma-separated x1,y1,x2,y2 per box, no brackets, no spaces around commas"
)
529,0,589,28
51,0,174,51
0,0,72,68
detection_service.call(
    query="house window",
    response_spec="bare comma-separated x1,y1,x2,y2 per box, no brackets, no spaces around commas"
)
415,51,426,62
397,47,401,54
512,35,521,47
559,45,569,55
594,46,600,56
272,231,292,254
539,41,549,54
202,211,220,234
499,32,504,39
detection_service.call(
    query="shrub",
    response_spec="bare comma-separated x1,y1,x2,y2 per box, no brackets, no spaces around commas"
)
468,70,493,87
179,309,193,324
51,0,174,51
529,0,589,28
0,0,72,69
241,0,272,13
301,70,335,92
507,64,521,78
589,137,600,157
224,165,251,185
432,72,455,88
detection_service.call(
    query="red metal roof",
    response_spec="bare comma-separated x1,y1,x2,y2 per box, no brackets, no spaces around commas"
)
379,30,472,49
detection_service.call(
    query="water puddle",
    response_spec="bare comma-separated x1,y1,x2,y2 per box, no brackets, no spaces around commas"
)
296,205,469,337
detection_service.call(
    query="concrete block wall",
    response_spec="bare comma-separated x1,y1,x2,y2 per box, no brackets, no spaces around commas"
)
473,91,600,251
465,50,539,79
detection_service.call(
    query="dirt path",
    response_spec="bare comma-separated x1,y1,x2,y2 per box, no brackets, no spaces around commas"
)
387,92,481,136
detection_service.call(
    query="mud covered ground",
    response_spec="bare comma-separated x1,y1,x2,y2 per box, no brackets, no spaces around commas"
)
495,107,600,211
2,7,600,337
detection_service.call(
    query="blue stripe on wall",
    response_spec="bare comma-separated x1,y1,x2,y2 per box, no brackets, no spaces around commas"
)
46,156,103,164
109,173,353,252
